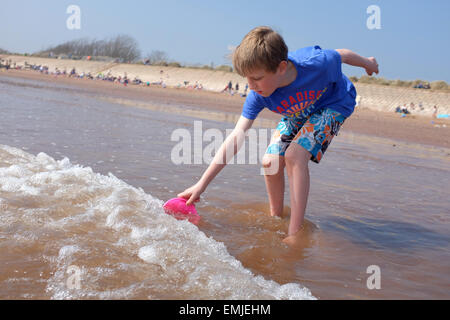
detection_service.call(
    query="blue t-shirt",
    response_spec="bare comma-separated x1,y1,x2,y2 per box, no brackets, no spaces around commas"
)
241,46,357,120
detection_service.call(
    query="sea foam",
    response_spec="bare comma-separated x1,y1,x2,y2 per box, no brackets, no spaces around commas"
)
0,144,315,300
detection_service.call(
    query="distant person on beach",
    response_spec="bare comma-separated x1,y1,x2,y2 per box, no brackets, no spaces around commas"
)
178,26,379,245
355,95,362,107
222,81,233,93
241,83,249,97
226,80,233,94
402,104,410,114
432,105,438,119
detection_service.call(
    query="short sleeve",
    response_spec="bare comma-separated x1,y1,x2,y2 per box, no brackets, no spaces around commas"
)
322,49,343,83
241,91,264,120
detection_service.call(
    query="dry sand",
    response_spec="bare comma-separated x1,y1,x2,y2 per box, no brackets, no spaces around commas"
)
2,68,450,150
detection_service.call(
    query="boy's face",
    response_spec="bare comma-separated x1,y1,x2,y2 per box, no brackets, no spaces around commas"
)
245,62,288,97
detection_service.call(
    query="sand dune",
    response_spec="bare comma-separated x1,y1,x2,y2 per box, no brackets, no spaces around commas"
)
1,55,246,93
2,54,449,116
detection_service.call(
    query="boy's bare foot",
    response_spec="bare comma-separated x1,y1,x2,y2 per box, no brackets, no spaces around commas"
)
281,220,319,248
282,226,306,247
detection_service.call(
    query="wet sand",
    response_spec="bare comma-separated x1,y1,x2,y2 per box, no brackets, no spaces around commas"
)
3,69,450,149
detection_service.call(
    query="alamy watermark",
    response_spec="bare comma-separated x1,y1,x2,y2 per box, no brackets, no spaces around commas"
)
366,5,381,30
170,121,279,175
366,265,381,290
66,5,81,30
66,265,81,290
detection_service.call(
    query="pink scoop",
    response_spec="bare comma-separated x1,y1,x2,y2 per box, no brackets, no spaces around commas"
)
163,197,200,225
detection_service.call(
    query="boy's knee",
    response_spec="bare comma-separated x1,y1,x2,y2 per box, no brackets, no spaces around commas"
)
285,145,310,167
262,154,284,175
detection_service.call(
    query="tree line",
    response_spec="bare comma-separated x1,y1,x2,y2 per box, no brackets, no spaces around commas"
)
35,35,141,62
31,35,234,72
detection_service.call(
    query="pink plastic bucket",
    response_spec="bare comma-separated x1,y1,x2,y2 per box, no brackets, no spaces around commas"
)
163,197,200,225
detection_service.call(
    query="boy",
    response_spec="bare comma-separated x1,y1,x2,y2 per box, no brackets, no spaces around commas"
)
178,26,378,245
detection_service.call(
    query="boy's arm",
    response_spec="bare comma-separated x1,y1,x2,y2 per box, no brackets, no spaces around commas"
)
335,48,379,76
197,116,254,188
178,116,254,205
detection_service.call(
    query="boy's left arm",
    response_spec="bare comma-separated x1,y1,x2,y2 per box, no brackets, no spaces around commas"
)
335,49,379,76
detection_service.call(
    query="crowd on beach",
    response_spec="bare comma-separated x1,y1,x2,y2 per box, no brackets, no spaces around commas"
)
395,102,443,120
0,58,208,90
221,80,249,97
413,82,431,89
395,102,425,116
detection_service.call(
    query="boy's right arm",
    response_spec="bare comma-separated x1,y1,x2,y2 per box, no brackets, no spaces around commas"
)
178,116,254,205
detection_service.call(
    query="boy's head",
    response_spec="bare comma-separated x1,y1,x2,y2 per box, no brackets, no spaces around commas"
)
233,26,290,97
233,26,288,76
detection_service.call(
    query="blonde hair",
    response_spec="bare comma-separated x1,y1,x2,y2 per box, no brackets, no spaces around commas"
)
232,26,288,76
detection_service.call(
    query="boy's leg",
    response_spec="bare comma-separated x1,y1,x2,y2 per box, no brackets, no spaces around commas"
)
263,118,293,217
262,154,286,217
284,108,346,237
284,144,310,235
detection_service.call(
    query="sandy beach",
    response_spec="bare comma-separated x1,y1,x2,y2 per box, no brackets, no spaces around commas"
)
2,68,450,150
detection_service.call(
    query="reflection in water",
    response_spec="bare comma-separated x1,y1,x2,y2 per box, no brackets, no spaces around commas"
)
321,217,450,251
98,96,278,129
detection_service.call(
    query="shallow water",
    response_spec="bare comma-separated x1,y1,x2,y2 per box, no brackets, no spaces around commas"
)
0,75,449,299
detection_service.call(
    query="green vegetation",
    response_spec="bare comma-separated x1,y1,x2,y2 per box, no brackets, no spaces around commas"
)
215,65,233,72
351,75,449,91
179,64,233,72
167,62,182,68
430,81,448,90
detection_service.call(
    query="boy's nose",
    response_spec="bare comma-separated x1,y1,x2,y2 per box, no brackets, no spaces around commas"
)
247,79,256,90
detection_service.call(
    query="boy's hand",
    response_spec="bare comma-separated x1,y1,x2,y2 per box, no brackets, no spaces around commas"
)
177,183,205,206
365,57,379,76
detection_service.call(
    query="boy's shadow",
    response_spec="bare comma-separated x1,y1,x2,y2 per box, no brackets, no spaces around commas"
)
320,216,450,252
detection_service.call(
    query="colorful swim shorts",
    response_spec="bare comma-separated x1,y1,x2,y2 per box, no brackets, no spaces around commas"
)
266,108,346,163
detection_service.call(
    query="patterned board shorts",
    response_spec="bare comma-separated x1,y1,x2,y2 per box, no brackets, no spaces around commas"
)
266,107,346,163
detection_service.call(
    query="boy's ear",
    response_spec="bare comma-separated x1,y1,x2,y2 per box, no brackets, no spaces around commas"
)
277,60,288,74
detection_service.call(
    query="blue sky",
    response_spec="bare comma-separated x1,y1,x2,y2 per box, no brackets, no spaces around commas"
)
1,0,449,82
